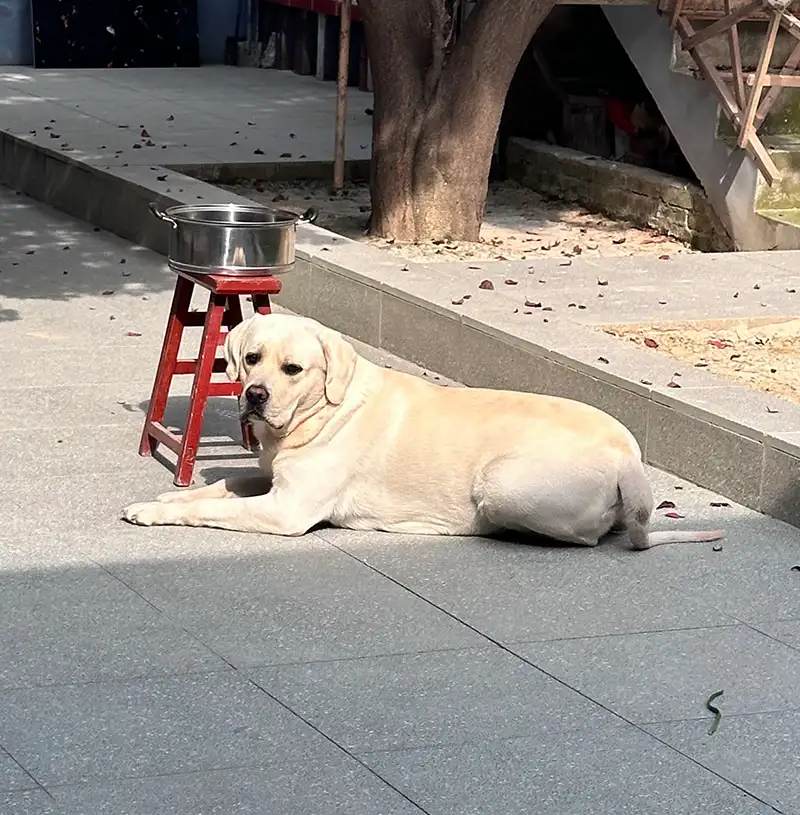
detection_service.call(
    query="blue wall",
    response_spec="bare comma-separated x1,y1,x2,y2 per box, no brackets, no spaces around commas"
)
0,0,33,65
197,0,242,64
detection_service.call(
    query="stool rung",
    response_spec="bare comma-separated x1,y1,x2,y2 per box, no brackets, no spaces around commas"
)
146,421,182,456
174,358,228,376
208,382,241,397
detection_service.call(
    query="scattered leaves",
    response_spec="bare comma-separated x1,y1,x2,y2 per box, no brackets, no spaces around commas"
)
710,501,730,508
280,152,292,158
478,279,495,290
664,511,685,519
766,405,779,413
644,337,659,348
504,278,518,286
597,356,609,365
451,297,465,305
612,236,627,245
126,331,142,337
659,254,670,260
253,148,264,155
657,501,676,510
597,278,608,286
101,289,114,296
712,542,723,552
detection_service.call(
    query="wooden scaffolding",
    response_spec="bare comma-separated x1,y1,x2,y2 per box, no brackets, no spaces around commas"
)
660,0,800,184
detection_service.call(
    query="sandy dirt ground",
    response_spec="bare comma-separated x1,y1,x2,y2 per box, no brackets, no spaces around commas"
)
606,319,800,404
222,179,692,263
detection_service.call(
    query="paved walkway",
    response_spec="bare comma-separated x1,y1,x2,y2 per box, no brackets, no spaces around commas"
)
2,185,800,814
0,66,373,167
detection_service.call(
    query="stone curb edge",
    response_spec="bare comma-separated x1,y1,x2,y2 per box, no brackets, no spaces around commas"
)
2,128,799,528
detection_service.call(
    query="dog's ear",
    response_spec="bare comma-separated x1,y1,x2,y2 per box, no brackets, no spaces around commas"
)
319,327,357,406
223,319,249,382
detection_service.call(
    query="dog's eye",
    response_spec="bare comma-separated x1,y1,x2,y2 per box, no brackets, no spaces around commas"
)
281,362,303,376
244,352,261,366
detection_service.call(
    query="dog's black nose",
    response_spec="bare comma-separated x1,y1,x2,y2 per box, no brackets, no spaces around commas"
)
245,385,269,405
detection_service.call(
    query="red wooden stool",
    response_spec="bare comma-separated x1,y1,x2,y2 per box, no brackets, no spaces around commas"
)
139,269,282,487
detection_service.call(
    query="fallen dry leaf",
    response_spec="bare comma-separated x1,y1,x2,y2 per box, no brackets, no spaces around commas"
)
657,500,676,510
710,501,731,508
126,331,142,337
644,338,659,348
504,279,518,286
664,511,685,519
451,297,465,305
478,279,495,290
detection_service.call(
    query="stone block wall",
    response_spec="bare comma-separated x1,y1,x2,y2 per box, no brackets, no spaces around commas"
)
505,137,733,252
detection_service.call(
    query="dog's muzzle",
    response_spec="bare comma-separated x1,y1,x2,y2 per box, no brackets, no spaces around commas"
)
241,384,269,419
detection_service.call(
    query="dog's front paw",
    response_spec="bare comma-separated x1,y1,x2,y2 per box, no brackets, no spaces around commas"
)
122,501,171,526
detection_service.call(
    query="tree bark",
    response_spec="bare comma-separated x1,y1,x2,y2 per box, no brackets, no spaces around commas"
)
359,0,558,242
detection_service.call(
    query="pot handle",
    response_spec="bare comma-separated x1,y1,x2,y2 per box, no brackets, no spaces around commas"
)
298,207,318,225
148,201,177,229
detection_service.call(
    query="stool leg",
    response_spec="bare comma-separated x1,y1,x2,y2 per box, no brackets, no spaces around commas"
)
224,296,258,452
139,276,194,457
252,293,272,314
173,292,227,487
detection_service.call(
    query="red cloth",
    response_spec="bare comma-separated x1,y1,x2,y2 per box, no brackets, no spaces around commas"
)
606,99,637,137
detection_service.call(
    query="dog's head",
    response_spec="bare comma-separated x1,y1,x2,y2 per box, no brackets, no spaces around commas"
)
223,313,357,434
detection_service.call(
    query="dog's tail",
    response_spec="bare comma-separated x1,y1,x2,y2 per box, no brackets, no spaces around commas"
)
618,456,724,550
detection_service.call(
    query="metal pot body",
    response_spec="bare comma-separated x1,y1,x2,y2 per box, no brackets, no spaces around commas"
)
149,202,318,276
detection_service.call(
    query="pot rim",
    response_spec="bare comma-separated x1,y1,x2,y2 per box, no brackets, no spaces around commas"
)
164,203,299,226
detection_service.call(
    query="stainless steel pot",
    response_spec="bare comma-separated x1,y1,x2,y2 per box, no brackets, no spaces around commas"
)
149,202,318,276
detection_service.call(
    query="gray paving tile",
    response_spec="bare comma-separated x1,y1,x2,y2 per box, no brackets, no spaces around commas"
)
609,485,800,625
0,672,316,786
0,470,183,539
250,646,614,755
513,626,800,725
753,619,800,652
646,711,800,815
316,529,735,643
0,566,227,689
50,758,421,815
0,747,37,792
0,790,56,815
363,724,774,815
104,544,484,667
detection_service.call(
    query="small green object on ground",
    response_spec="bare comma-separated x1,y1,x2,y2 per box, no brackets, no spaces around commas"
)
706,690,724,735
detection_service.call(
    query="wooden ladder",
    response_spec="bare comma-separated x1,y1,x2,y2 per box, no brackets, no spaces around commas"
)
661,0,800,184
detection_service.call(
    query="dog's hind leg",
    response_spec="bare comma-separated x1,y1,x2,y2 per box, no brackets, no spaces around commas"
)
473,454,621,546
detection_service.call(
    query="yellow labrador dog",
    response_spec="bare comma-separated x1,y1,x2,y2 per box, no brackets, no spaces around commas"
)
123,314,723,549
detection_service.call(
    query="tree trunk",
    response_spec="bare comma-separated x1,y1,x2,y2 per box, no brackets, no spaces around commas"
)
359,0,558,243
